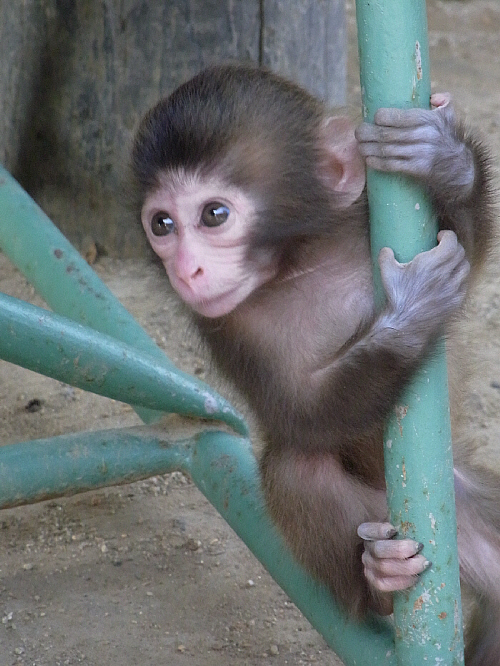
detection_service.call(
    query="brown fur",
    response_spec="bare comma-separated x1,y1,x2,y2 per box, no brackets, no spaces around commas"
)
132,64,498,661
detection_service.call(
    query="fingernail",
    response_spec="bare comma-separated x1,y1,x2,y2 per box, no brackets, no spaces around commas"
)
416,542,424,554
424,560,432,570
386,528,398,539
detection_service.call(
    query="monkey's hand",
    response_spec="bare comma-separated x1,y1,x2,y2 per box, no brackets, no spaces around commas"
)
355,93,475,200
378,230,469,344
358,522,431,605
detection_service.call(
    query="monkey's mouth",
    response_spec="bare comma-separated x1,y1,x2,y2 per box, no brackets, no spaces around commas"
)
182,286,243,319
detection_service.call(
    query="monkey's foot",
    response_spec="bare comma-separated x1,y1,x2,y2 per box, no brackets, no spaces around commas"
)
358,522,431,593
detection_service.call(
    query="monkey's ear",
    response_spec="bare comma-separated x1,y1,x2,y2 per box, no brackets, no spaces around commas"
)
318,116,366,206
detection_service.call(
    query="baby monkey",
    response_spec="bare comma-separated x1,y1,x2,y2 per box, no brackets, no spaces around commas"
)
132,64,497,665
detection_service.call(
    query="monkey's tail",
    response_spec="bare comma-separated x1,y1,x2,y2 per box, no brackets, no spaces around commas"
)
454,455,500,665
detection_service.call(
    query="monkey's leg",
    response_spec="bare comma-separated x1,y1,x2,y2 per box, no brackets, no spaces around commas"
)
260,447,398,617
454,463,500,665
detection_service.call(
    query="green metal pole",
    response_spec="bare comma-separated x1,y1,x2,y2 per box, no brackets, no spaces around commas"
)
0,426,396,665
0,290,247,436
0,165,170,423
355,1,464,664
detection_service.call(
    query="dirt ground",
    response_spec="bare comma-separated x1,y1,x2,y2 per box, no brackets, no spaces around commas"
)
1,2,500,664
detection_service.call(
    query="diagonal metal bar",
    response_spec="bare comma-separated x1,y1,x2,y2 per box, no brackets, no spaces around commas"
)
0,426,396,665
0,290,247,436
0,164,176,423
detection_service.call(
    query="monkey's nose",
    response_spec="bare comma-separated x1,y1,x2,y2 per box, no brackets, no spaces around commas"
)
174,254,204,285
183,270,205,290
191,266,203,280
181,266,204,286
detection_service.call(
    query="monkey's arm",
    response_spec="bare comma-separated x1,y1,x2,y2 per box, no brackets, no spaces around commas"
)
301,232,468,608
312,230,469,442
355,95,495,269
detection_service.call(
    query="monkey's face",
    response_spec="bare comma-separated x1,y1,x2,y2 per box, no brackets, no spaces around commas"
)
141,171,278,318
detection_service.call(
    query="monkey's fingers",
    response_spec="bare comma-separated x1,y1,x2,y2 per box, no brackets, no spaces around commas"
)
437,228,458,245
378,246,399,268
372,100,454,129
364,538,424,560
431,231,470,275
430,92,452,110
377,247,411,312
434,230,466,263
401,231,469,293
356,122,436,146
355,93,452,138
362,549,430,575
355,125,443,179
357,522,397,541
360,151,434,179
380,230,466,273
362,549,431,593
377,247,409,305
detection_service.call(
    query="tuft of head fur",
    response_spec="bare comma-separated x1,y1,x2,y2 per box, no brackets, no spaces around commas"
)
131,63,362,265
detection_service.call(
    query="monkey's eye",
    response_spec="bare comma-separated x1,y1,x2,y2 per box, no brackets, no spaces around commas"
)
150,212,175,236
201,202,230,227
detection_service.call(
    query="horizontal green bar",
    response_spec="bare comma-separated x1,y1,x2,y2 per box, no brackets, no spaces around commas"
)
0,426,189,506
0,427,395,665
0,290,247,436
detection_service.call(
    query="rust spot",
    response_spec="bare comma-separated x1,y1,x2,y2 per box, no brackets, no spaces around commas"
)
413,596,424,611
394,404,408,436
415,41,423,80
54,248,63,259
400,520,414,536
438,612,447,620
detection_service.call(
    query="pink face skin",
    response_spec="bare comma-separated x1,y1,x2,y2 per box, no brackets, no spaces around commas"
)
141,172,278,318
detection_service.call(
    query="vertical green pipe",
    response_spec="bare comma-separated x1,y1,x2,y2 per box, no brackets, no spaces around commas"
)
355,2,464,664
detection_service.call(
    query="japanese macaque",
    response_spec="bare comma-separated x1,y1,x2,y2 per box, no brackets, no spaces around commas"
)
131,64,497,664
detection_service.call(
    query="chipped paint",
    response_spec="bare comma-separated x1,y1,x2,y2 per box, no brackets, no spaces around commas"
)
400,520,414,536
203,394,218,414
394,404,408,436
415,41,423,80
